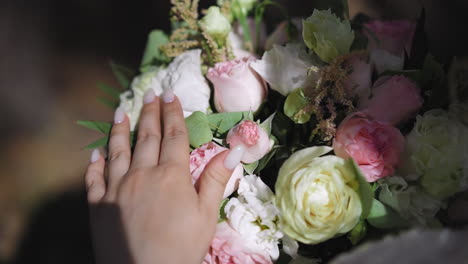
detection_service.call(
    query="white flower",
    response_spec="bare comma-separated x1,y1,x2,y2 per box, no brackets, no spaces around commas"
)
224,175,287,260
251,42,320,96
200,6,231,46
119,50,210,130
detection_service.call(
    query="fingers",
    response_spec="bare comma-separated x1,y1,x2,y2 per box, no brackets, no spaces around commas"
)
198,145,245,217
85,149,106,204
107,107,131,197
131,90,162,169
158,91,190,166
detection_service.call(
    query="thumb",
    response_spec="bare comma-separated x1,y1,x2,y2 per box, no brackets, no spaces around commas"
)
198,145,245,215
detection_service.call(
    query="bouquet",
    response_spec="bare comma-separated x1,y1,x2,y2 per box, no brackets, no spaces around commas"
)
79,0,468,263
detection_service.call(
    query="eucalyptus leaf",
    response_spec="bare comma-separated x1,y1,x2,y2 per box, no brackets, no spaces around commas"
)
97,82,121,99
284,88,311,124
207,112,247,136
185,111,213,148
218,198,229,223
77,120,112,134
243,161,259,175
348,159,374,219
140,30,170,72
110,61,135,89
367,199,405,229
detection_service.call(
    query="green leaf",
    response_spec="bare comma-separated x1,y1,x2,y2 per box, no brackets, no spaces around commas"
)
348,159,374,219
367,199,405,229
84,137,109,149
243,161,259,175
256,146,280,172
347,219,367,245
140,30,170,72
97,82,121,99
185,111,213,148
207,112,247,137
218,198,229,223
283,88,311,124
96,97,119,109
110,61,135,89
260,112,276,135
77,120,112,134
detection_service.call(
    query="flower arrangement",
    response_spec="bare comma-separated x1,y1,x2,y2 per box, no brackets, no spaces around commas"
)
79,0,468,263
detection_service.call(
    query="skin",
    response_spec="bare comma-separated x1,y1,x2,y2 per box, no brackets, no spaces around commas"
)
84,94,236,264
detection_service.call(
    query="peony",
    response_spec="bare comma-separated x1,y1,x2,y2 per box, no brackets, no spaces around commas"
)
404,109,468,199
251,42,321,96
226,120,273,163
190,142,244,198
361,75,423,125
364,20,416,73
378,176,445,226
302,9,354,63
119,50,210,130
207,56,267,112
224,175,285,260
342,53,372,104
203,222,272,264
275,146,362,244
200,6,232,46
333,112,405,182
264,18,302,51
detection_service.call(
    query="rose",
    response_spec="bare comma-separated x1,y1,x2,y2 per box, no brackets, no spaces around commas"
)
333,112,405,182
226,120,273,163
302,9,354,63
207,56,267,113
342,53,372,104
404,109,468,199
264,18,302,51
361,75,423,125
119,50,210,130
364,20,416,73
200,6,231,46
223,175,284,260
275,146,362,244
190,142,244,198
251,42,321,96
203,222,272,264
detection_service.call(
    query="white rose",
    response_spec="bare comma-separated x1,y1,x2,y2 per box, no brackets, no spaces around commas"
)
119,50,210,130
251,42,320,96
224,175,285,260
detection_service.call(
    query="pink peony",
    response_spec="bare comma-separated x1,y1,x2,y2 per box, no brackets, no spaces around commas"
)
226,120,272,164
203,222,272,264
190,142,244,198
361,75,423,125
207,56,267,113
343,54,372,105
364,20,416,73
333,112,405,182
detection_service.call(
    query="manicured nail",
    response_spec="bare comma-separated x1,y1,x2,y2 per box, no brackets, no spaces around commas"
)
162,89,175,103
224,145,246,170
143,89,155,104
114,107,125,124
90,148,100,163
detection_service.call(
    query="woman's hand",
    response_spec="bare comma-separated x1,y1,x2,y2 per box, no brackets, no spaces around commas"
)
84,90,244,264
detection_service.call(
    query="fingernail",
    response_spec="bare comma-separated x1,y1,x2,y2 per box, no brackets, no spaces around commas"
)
143,89,155,104
90,148,100,163
114,107,125,124
224,145,246,170
162,89,174,103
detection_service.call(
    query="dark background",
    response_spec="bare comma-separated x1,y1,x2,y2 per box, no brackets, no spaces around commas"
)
0,0,467,263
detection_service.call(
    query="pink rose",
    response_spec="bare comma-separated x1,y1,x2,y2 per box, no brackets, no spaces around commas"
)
226,120,272,164
203,222,272,264
343,54,372,105
361,75,423,125
190,142,244,198
207,56,267,113
333,112,405,182
364,20,416,73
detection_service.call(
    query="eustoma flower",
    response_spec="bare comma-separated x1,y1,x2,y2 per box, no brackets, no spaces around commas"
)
333,112,405,182
364,20,416,73
207,56,267,113
226,120,273,163
275,146,362,244
190,142,244,198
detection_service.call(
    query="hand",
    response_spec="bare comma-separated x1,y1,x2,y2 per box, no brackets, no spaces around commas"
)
84,90,244,264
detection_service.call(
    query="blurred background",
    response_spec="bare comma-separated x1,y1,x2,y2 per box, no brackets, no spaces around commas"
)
0,0,467,263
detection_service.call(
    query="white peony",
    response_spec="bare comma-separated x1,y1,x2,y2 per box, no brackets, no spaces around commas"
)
224,175,291,261
251,42,320,96
119,49,211,130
